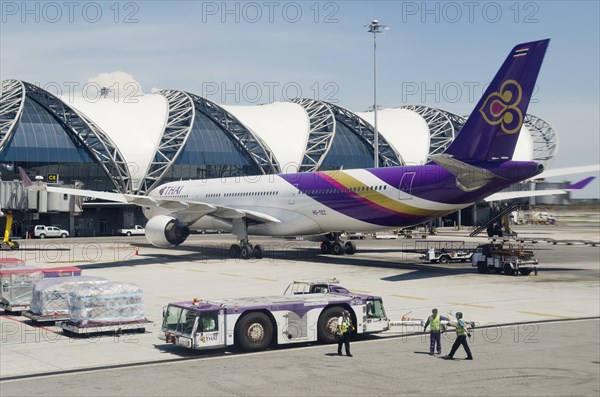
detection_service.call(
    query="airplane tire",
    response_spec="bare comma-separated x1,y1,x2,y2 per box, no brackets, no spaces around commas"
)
236,312,273,352
344,241,356,255
240,244,252,260
503,263,516,275
317,306,344,343
332,241,344,256
477,262,488,274
229,244,241,258
320,241,332,254
253,244,264,259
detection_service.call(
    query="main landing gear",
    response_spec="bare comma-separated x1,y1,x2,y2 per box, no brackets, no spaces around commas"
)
229,240,265,260
320,233,356,256
229,219,264,260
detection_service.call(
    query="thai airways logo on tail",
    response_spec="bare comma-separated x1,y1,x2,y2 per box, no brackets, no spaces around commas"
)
479,79,523,135
442,39,549,162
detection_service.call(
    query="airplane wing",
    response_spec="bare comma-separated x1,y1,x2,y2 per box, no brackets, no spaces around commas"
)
485,176,595,202
19,168,280,225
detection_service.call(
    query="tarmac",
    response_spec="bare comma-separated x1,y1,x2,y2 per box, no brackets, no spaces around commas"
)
1,224,599,396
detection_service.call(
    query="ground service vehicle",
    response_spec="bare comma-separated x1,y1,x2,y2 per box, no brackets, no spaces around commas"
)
29,225,69,239
1,211,19,250
421,248,473,263
472,242,538,275
117,225,145,236
282,278,347,295
160,284,389,352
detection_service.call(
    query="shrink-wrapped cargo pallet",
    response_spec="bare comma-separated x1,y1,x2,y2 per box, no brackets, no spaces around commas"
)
0,258,25,268
69,282,145,326
42,266,82,278
29,276,107,316
0,266,43,305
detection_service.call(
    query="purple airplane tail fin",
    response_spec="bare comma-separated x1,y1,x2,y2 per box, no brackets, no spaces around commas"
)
443,39,550,162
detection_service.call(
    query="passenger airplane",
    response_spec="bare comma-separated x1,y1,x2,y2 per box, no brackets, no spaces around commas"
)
22,39,554,259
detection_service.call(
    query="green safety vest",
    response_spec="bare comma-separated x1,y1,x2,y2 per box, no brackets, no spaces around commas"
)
340,317,352,334
456,319,467,336
429,315,441,332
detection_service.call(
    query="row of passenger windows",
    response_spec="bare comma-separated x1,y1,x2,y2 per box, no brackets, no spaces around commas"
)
207,191,280,198
204,186,388,199
301,185,387,195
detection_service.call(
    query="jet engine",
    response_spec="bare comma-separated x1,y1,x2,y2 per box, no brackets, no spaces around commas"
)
145,215,190,248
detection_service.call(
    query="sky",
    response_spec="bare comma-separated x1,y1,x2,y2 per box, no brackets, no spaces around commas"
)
1,0,598,197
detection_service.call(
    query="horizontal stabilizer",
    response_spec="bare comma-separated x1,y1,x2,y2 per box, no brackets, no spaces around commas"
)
566,176,595,190
429,154,505,192
485,176,595,202
532,165,600,180
485,189,568,202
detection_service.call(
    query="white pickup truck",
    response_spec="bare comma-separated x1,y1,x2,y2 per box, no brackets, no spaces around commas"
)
117,225,145,236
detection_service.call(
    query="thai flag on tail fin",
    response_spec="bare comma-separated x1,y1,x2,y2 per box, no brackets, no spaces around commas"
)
513,47,529,58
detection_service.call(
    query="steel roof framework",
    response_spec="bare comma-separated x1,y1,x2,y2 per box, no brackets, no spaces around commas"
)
289,98,336,172
138,90,195,194
331,104,404,167
21,82,132,193
189,93,280,175
399,105,466,156
523,114,559,167
0,80,26,153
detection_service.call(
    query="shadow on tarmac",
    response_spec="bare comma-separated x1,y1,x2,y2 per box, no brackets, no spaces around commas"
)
67,241,590,283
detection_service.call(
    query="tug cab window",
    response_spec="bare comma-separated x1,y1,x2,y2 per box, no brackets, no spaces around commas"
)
162,306,197,335
199,311,218,332
366,299,386,319
309,284,329,294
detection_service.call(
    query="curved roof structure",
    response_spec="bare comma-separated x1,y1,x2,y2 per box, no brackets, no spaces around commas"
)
64,91,169,192
523,114,559,166
354,108,430,165
1,79,559,194
222,101,309,172
397,105,466,157
288,100,404,172
1,80,132,192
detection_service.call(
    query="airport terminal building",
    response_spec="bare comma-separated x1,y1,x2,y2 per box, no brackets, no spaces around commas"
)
0,79,560,236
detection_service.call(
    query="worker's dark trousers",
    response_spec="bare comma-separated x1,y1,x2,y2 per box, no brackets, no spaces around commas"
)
430,331,441,354
448,335,472,359
337,333,351,355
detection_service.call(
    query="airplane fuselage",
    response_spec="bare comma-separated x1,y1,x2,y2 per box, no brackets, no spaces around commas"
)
144,161,542,236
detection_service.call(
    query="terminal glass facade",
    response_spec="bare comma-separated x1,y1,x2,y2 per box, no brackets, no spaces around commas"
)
0,98,115,190
320,123,374,170
162,110,261,181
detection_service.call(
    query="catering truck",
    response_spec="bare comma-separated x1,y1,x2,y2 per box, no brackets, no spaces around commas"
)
159,283,389,352
472,241,538,275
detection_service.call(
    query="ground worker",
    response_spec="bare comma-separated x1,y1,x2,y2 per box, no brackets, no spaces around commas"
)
337,310,354,357
423,308,448,355
443,312,473,360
